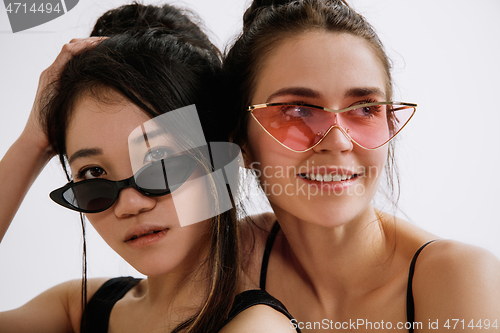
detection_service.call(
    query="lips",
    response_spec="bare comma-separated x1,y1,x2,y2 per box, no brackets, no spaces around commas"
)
124,225,169,243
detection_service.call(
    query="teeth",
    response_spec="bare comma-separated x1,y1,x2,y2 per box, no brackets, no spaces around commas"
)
303,173,355,182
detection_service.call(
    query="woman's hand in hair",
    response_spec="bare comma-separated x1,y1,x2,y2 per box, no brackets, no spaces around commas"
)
0,37,104,242
22,37,106,154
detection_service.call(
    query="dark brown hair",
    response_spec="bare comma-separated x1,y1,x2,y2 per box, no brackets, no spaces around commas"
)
223,0,400,202
90,2,220,58
41,4,239,333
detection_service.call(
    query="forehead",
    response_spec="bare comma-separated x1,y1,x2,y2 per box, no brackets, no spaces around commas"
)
65,89,151,156
252,31,387,103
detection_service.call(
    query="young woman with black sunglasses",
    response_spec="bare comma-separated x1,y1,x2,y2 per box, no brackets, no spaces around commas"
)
0,3,297,332
223,0,500,331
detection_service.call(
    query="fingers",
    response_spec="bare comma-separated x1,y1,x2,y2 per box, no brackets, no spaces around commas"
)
38,36,107,96
25,37,107,152
60,37,106,60
49,37,106,75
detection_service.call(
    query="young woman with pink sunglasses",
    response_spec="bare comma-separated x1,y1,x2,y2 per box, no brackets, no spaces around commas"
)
224,0,500,331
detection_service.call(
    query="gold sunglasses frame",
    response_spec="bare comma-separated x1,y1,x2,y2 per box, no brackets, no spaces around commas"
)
247,101,417,152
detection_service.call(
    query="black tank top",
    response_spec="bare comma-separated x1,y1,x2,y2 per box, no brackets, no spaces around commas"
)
81,276,302,332
260,222,435,333
221,289,301,331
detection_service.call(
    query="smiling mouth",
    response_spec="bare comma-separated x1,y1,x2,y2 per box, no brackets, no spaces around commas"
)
127,228,169,242
299,173,359,182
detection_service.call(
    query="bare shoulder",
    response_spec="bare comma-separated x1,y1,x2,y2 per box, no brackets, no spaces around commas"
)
414,240,500,285
413,240,500,320
46,277,111,330
86,277,112,298
219,304,296,333
56,276,109,297
0,277,109,333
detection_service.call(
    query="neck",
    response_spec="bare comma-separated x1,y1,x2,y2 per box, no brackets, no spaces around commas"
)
273,204,398,302
138,244,212,320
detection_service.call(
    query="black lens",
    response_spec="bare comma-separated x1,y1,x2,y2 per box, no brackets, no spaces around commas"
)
135,154,199,195
64,181,117,212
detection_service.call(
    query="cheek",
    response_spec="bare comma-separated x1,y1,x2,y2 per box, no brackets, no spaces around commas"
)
245,120,263,165
169,221,212,262
246,120,286,168
373,147,388,173
169,170,225,227
358,146,388,185
247,126,279,177
84,213,119,247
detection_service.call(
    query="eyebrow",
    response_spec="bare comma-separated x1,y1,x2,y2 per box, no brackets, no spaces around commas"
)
265,86,386,103
130,128,168,145
266,87,321,102
68,148,103,165
344,87,386,99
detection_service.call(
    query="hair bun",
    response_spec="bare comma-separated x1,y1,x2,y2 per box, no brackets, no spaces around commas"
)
251,0,294,8
91,3,202,38
90,3,218,55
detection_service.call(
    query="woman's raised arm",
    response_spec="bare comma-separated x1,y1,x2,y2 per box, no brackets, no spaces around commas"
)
0,38,103,242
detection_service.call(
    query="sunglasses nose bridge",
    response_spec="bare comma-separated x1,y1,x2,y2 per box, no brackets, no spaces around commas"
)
312,123,354,150
112,176,154,208
115,177,135,193
314,112,341,137
331,112,339,125
327,124,352,140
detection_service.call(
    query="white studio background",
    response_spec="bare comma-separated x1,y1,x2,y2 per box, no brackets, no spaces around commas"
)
0,0,498,311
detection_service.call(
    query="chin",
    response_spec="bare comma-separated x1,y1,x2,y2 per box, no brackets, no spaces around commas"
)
131,258,185,278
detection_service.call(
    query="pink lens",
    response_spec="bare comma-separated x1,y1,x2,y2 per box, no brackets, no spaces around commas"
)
251,103,415,151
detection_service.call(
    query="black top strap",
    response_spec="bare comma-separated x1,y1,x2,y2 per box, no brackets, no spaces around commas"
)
406,240,437,333
222,289,301,332
260,221,281,290
81,277,142,333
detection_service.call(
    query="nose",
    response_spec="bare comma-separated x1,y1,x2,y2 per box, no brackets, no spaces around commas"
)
113,187,157,218
312,125,353,153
